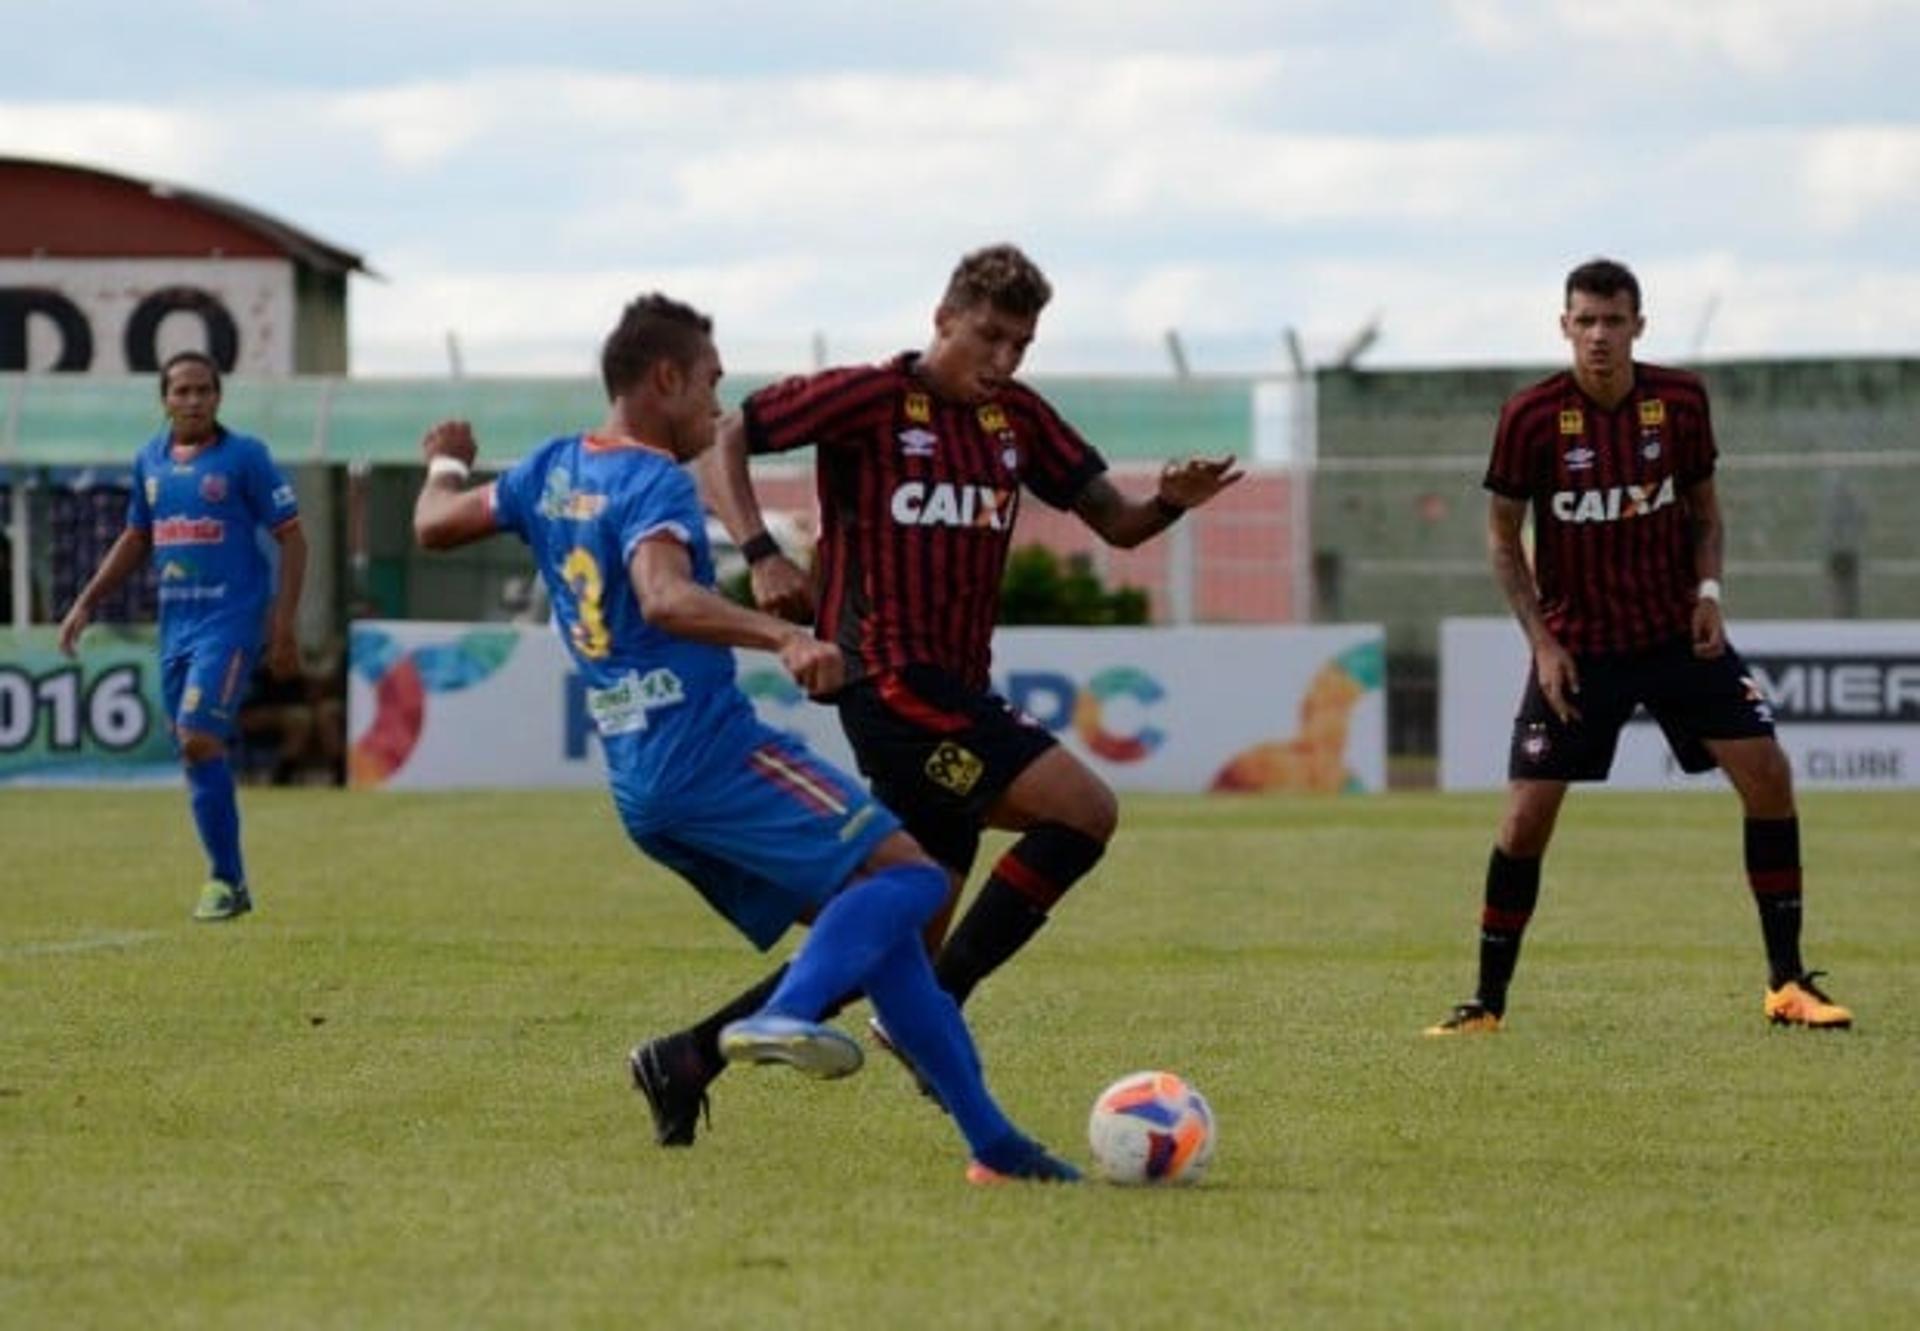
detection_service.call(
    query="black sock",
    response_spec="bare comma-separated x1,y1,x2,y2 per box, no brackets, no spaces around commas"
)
1475,848,1541,1017
932,823,1106,1007
1744,817,1804,988
685,965,788,1076
933,878,1047,1009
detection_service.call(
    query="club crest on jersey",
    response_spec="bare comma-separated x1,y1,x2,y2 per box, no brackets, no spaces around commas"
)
978,404,1009,434
890,481,1015,529
144,478,159,505
199,472,228,503
898,427,938,457
1638,399,1666,427
1558,409,1584,435
1551,475,1677,524
1001,446,1020,474
1563,446,1595,471
1640,436,1663,460
904,392,932,424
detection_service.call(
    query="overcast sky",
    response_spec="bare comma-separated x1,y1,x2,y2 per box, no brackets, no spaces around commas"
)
5,0,1917,376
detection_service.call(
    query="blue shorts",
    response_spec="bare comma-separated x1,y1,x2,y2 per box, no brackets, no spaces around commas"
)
162,639,260,743
625,726,901,951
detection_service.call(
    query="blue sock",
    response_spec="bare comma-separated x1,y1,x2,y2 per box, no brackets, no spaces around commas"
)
863,937,1019,1158
185,756,244,887
766,862,947,1018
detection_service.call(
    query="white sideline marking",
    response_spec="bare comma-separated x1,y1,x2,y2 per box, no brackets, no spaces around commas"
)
3,930,169,958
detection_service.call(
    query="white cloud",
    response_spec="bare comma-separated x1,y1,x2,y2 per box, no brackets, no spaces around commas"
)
0,103,222,182
1450,0,1908,71
1549,0,1900,73
3,14,1917,375
1797,126,1920,232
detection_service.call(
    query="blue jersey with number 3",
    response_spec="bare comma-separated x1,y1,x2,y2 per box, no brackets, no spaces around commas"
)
490,434,755,809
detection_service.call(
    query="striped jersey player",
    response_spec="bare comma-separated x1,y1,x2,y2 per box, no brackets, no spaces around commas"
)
1425,258,1852,1037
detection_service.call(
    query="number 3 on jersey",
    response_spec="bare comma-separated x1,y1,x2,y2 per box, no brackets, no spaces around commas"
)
562,547,612,659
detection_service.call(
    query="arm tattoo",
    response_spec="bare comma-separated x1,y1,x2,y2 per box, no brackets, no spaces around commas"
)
1492,542,1547,636
1488,501,1548,642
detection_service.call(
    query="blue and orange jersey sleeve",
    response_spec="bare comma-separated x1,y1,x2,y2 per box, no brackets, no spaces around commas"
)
239,437,300,533
617,462,701,566
489,447,548,543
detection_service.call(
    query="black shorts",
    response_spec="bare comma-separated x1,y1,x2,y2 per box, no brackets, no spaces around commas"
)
1508,637,1775,782
835,664,1058,876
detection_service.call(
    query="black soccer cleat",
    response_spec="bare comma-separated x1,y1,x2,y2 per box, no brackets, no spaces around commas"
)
629,1034,713,1147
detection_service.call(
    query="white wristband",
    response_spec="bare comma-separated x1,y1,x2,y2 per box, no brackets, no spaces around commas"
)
1697,578,1722,603
428,455,471,483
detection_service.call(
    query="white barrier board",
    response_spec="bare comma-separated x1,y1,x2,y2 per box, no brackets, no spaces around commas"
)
349,622,1386,795
1441,618,1920,791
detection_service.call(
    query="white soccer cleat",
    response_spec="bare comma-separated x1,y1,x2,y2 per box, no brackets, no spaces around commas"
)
718,1014,864,1079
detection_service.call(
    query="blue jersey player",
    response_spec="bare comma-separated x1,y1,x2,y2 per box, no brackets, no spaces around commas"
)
410,292,1076,1184
59,351,307,922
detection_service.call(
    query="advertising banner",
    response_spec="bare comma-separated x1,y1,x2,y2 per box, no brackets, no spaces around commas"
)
348,621,1387,795
0,627,177,784
1,258,296,376
1440,618,1920,790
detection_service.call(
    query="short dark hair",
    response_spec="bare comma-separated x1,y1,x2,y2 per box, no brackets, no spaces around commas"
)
600,292,714,399
941,244,1052,319
159,350,222,397
1565,258,1641,313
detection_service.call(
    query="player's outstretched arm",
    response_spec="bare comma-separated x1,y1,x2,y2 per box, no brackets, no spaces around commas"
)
57,527,151,656
630,537,842,695
413,420,498,551
698,412,812,621
1072,456,1244,549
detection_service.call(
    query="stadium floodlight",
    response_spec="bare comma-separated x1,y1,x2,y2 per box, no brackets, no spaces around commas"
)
1164,329,1191,379
1329,312,1382,371
1688,293,1720,360
1283,326,1308,379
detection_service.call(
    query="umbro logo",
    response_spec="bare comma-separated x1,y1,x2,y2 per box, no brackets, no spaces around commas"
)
898,428,937,457
1564,447,1595,470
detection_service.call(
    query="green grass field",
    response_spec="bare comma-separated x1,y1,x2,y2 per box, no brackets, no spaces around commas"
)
3,789,1916,1329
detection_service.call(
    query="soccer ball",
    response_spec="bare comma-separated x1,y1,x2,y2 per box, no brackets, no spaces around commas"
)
1087,1070,1215,1185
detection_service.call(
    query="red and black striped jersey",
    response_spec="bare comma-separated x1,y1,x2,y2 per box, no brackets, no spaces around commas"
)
743,353,1107,689
1483,362,1717,655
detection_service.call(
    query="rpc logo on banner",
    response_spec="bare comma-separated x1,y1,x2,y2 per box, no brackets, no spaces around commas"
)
720,664,1169,767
